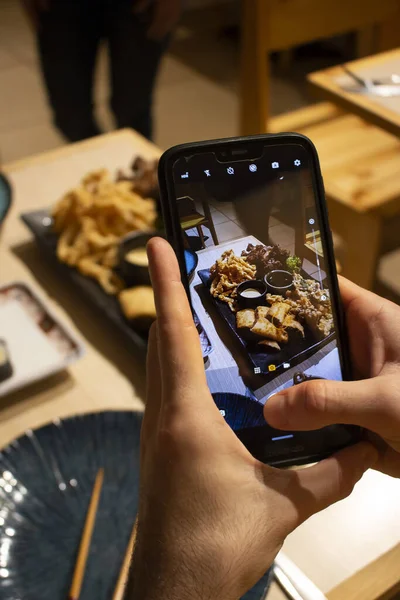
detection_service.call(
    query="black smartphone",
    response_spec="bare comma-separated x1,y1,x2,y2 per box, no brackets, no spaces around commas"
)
158,133,359,467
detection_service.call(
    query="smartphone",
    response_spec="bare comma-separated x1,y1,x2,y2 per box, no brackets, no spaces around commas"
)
158,134,359,467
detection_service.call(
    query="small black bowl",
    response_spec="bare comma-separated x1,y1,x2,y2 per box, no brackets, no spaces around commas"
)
237,279,267,308
118,231,156,287
264,269,294,294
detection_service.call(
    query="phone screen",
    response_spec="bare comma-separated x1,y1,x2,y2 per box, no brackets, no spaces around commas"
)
164,139,355,463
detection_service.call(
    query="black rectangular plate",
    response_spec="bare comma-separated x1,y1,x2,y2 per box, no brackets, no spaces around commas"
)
197,268,334,378
21,209,212,357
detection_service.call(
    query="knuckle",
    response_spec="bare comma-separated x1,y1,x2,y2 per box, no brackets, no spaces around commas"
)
157,413,196,457
336,469,357,502
301,381,329,416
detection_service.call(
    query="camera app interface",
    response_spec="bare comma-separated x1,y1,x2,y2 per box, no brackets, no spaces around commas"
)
171,144,345,443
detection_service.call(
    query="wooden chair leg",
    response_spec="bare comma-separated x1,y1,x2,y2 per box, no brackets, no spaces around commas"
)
327,199,383,290
182,231,190,249
197,225,206,249
207,218,219,246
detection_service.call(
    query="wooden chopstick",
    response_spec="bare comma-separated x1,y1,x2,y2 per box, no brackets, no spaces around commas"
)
68,468,105,600
112,519,138,600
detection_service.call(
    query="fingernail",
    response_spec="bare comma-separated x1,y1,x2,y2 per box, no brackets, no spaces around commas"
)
266,391,286,404
264,392,289,428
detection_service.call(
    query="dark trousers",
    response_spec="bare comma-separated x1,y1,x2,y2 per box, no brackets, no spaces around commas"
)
37,0,167,141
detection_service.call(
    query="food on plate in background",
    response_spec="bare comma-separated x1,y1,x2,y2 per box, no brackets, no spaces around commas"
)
52,168,157,294
210,249,256,311
268,287,332,340
0,339,13,383
117,157,159,202
285,255,301,273
267,301,291,328
283,314,304,337
241,243,290,278
207,243,333,350
250,316,288,343
124,247,149,267
119,286,156,331
236,308,256,331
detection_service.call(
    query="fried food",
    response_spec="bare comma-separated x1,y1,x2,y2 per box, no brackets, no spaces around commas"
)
283,314,304,337
52,168,157,294
258,340,280,351
241,243,290,278
267,302,291,328
251,317,288,343
236,309,256,330
119,286,156,330
286,273,333,338
317,315,334,338
255,306,269,319
210,250,256,311
117,157,159,201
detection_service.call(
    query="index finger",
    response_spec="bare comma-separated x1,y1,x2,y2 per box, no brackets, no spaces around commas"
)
147,237,207,391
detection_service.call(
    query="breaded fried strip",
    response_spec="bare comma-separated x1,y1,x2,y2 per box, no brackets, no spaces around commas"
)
283,314,304,337
268,302,291,327
251,318,288,343
236,309,256,330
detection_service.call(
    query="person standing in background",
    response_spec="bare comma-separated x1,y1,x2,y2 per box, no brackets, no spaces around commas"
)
21,0,181,141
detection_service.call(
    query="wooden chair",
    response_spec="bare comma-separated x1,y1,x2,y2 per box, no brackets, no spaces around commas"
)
240,0,400,135
177,196,219,249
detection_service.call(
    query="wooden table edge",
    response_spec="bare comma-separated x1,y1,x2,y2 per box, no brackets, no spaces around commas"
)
307,49,400,138
3,128,162,173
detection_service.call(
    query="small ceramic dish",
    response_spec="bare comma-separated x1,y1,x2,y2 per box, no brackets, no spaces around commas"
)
237,279,267,308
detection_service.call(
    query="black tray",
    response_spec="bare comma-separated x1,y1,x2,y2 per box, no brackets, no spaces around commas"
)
21,209,212,358
197,268,334,378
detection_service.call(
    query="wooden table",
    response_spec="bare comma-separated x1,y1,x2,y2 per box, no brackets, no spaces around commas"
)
1,129,400,599
305,49,400,291
0,129,160,447
308,48,400,137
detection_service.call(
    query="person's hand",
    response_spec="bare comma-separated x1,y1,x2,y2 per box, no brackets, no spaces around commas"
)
265,277,400,479
20,0,49,30
127,239,377,600
134,0,181,41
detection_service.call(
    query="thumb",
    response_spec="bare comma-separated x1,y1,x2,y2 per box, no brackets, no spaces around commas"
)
289,442,378,527
264,377,388,434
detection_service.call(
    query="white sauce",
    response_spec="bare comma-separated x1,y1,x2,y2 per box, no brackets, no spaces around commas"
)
241,288,261,298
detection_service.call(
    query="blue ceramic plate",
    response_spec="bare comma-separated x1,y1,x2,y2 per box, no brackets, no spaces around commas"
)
0,411,141,600
0,411,269,600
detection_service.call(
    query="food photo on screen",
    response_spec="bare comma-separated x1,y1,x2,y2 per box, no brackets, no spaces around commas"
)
171,149,343,436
